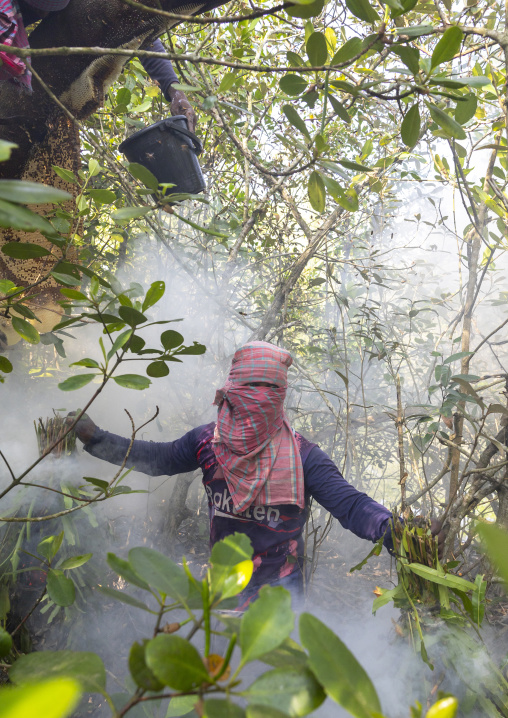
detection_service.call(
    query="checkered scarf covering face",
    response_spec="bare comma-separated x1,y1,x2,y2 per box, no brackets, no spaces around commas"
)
213,341,304,513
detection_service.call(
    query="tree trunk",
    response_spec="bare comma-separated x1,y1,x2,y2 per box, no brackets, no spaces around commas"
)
0,114,80,345
164,472,198,538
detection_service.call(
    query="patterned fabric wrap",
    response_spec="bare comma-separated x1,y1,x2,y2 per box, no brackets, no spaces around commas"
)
0,0,69,91
0,0,31,90
213,341,304,513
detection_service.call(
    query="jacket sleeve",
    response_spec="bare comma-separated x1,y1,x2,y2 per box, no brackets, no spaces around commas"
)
83,425,201,477
139,38,179,100
303,445,394,551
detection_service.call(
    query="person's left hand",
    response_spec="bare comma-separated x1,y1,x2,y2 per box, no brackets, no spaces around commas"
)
167,87,197,133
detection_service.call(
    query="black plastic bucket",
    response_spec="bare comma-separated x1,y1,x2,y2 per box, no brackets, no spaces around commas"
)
118,116,206,196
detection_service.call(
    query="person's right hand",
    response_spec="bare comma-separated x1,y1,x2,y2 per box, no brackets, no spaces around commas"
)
66,411,97,444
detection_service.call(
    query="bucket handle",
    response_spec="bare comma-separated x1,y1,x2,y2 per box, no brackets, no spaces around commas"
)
163,120,203,155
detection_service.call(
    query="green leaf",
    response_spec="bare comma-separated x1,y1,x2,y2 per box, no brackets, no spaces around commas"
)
106,329,133,360
204,699,246,718
0,180,71,205
71,358,100,369
0,586,10,622
334,186,359,212
345,0,380,23
211,533,254,564
175,342,206,355
145,635,210,690
9,651,106,693
118,306,147,326
142,280,165,311
391,45,420,75
37,532,64,561
286,51,305,67
111,206,151,222
306,32,328,66
113,374,151,390
407,563,476,591
12,317,40,344
129,641,165,692
2,242,52,259
279,74,308,97
0,677,81,718
349,536,383,573
46,570,76,607
458,75,490,87
77,473,101,491
51,166,78,185
372,585,403,613
59,288,87,301
390,0,418,17
431,27,463,69
401,104,421,147
282,105,310,139
308,171,326,213
165,696,197,716
339,159,372,172
116,88,132,106
395,24,433,37
0,627,13,658
129,547,189,601
425,697,459,718
427,103,466,140
88,189,117,205
443,350,473,364
328,95,351,123
0,356,13,374
52,271,82,286
455,93,477,124
286,0,324,15
244,667,325,717
259,637,308,670
218,561,254,601
88,158,101,177
218,72,238,93
58,374,96,391
332,37,363,65
98,586,153,612
128,163,159,191
0,198,57,234
0,139,17,162
0,279,17,294
146,361,169,378
477,523,508,590
300,613,381,718
240,586,294,666
161,330,184,350
107,553,151,590
10,302,36,320
58,553,93,570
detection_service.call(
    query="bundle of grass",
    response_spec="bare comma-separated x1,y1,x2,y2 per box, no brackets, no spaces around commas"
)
34,413,76,458
391,513,440,606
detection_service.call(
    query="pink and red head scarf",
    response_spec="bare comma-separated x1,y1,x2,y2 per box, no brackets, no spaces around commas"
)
0,0,69,91
213,341,304,513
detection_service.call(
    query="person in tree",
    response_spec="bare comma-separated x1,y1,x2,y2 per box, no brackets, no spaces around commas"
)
70,342,444,607
0,0,196,130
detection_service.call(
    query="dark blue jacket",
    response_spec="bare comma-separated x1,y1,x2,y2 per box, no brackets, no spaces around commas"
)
140,39,179,100
85,422,393,596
